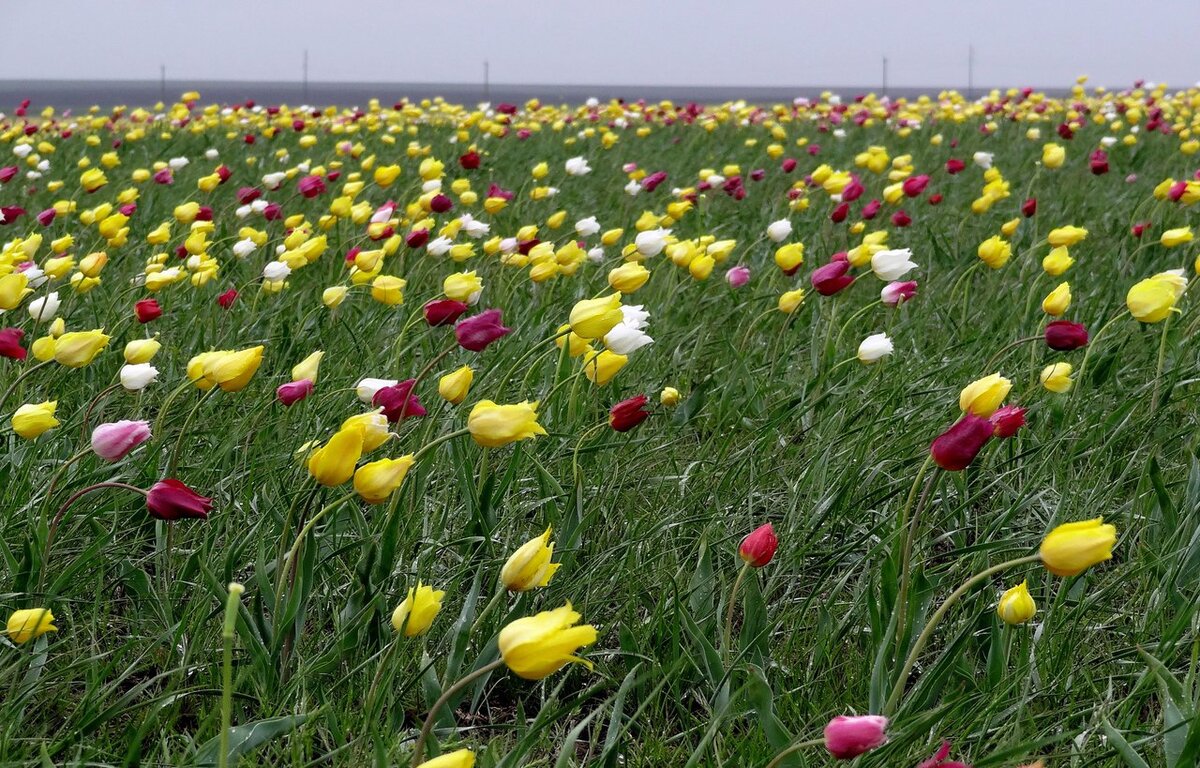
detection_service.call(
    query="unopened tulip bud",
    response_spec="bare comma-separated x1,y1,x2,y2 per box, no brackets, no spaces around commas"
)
811,258,853,295
930,414,993,471
91,419,152,461
660,386,681,407
1044,320,1088,351
997,580,1036,624
738,523,778,567
277,379,314,406
989,405,1027,438
609,394,650,432
823,715,888,760
146,478,212,521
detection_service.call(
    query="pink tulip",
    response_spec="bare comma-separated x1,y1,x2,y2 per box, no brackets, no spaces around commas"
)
881,281,918,306
824,715,888,759
725,266,750,288
277,379,314,406
91,420,152,461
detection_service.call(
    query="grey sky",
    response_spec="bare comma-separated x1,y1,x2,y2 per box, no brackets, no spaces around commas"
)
5,0,1197,89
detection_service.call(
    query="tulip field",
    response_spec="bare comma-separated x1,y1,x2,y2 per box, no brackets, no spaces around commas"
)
3,81,1200,766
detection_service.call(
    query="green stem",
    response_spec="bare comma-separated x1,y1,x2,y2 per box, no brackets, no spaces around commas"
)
763,737,826,768
275,491,358,596
218,583,244,768
882,553,1041,716
1151,312,1172,411
0,359,53,416
982,335,1043,373
1072,312,1129,396
893,454,934,657
166,386,217,476
410,659,505,766
41,481,147,590
722,562,752,666
412,428,471,463
833,299,882,351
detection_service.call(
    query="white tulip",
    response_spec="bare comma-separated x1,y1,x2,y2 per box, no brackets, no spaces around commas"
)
262,261,291,282
635,228,671,257
120,363,159,391
28,292,61,321
766,219,793,243
871,248,918,281
565,156,592,176
973,151,994,169
575,216,601,237
232,238,257,258
857,333,894,364
604,323,654,355
355,377,397,403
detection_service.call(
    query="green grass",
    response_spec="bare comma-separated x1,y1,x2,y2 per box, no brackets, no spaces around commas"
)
2,90,1200,767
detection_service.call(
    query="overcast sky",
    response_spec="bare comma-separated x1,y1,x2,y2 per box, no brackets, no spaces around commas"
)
4,0,1197,90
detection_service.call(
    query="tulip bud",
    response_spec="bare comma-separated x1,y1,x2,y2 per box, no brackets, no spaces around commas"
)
997,580,1036,624
881,280,917,306
5,608,57,644
930,414,993,471
455,309,512,351
1039,517,1117,577
277,379,314,406
1044,320,1088,351
438,365,474,404
609,394,650,432
0,327,27,360
738,523,778,567
811,259,854,296
989,405,1027,438
91,420,152,461
660,386,681,407
823,715,888,760
146,478,213,520
134,298,162,323
373,379,426,422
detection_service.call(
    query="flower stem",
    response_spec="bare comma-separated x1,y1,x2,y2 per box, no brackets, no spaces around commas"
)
410,658,505,766
1151,312,1172,411
882,553,1041,716
275,491,358,597
893,454,934,657
412,428,471,463
722,561,752,667
40,481,147,590
763,737,825,768
218,583,244,768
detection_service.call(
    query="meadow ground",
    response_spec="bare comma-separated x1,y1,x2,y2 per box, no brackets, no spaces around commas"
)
1,84,1199,767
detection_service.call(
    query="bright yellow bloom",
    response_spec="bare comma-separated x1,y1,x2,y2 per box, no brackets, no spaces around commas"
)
5,608,57,643
292,351,324,383
322,286,349,309
1047,226,1088,247
0,272,32,310
959,373,1012,417
467,400,547,448
554,324,592,357
499,602,598,680
353,455,414,504
124,338,161,364
391,582,444,637
438,365,474,404
583,350,627,386
1040,362,1073,393
1042,143,1065,169
977,236,1012,269
54,329,110,368
443,271,483,304
341,410,391,452
12,401,59,440
1039,518,1117,577
1126,272,1184,323
569,294,623,339
192,346,264,392
608,262,650,293
416,750,475,768
1042,247,1073,277
773,243,804,273
307,427,365,486
1041,282,1071,316
1161,227,1194,248
370,275,406,306
660,386,681,406
80,167,108,192
501,528,561,592
996,581,1036,624
778,288,805,313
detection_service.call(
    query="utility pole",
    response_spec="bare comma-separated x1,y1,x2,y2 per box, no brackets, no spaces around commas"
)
882,56,888,98
483,60,490,103
303,49,309,103
159,64,166,104
967,44,975,100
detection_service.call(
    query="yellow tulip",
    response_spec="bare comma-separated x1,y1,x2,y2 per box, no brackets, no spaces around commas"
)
0,272,32,310
443,271,483,304
977,236,1012,269
1039,362,1073,393
341,410,391,452
12,401,59,440
1041,282,1071,316
1126,273,1183,323
501,528,561,592
416,750,474,768
583,350,627,386
322,286,349,309
1042,143,1065,169
773,243,805,274
467,400,547,448
959,373,1012,417
292,351,324,383
353,455,414,504
124,338,161,364
569,294,623,339
1047,226,1088,247
438,366,474,404
608,262,651,293
554,324,592,357
80,167,107,192
53,329,110,368
206,346,264,392
1161,227,1194,248
1042,247,1073,277
391,582,444,637
5,608,57,643
778,288,805,314
1039,518,1117,577
370,275,406,306
996,581,1036,624
307,427,364,486
498,603,597,680
660,387,681,406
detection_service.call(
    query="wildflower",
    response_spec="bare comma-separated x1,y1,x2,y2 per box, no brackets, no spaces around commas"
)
501,528,561,592
997,580,1036,624
91,420,152,461
467,400,547,447
391,583,444,637
1040,362,1073,393
609,394,651,432
931,414,993,471
1039,518,1117,576
498,603,597,680
146,479,213,520
824,715,888,760
857,333,893,364
5,608,57,644
739,523,778,567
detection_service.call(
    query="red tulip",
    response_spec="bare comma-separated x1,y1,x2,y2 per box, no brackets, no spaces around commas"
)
1021,197,1037,217
811,259,855,296
372,379,426,422
276,379,314,406
429,193,453,213
0,327,27,360
830,202,850,223
641,171,668,192
215,165,232,183
1057,122,1075,140
609,394,650,432
459,150,481,169
738,523,778,567
930,414,993,471
902,174,930,197
134,298,162,323
263,203,282,221
455,309,511,352
989,405,1027,438
35,208,56,226
781,157,797,173
1089,148,1109,175
927,193,943,205
841,177,865,202
1044,320,1088,350
153,168,174,185
824,715,888,760
217,288,238,309
0,166,17,184
862,199,882,219
298,175,326,198
423,298,469,326
945,158,966,174
891,209,912,227
146,479,212,521
1131,221,1151,238
237,186,262,204
0,206,26,224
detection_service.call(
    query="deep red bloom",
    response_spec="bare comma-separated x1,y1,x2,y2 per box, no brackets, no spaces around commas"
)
641,171,668,192
459,150,481,169
1131,221,1151,238
1022,197,1037,217
749,168,765,182
263,203,282,221
891,209,912,227
0,206,26,224
215,165,232,183
423,298,470,326
1057,122,1075,140
738,523,778,567
146,479,212,521
406,228,430,248
781,157,797,173
945,158,966,174
217,288,238,309
0,327,27,360
195,206,213,222
609,394,650,432
298,175,326,198
989,405,1027,438
902,174,930,197
930,414,994,471
153,168,174,185
927,193,943,205
830,202,850,223
276,379,314,406
1044,320,1088,350
811,259,855,295
36,208,56,226
1089,149,1109,175
134,298,162,323
237,187,262,204
372,379,426,422
841,177,865,202
862,199,882,219
455,309,511,351
429,193,454,213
